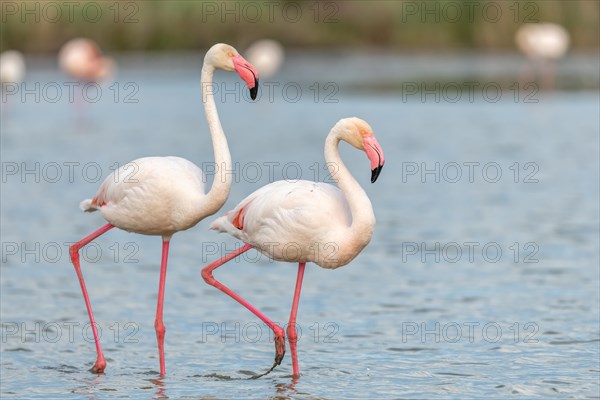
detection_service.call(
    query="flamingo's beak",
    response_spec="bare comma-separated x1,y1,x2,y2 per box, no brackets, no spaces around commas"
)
363,134,385,183
232,54,259,100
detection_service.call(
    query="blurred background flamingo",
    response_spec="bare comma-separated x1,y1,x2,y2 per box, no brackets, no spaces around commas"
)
245,39,285,78
58,38,115,84
0,50,25,86
58,38,115,117
515,23,570,90
0,50,25,114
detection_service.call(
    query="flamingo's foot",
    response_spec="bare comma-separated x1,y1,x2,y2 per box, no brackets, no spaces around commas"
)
249,331,286,380
274,333,286,366
90,358,106,374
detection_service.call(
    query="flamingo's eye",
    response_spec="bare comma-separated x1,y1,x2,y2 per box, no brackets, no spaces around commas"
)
360,129,367,136
227,51,234,57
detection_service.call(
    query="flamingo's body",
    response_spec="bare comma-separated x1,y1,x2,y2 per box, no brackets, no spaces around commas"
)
203,117,385,377
515,23,570,61
211,180,361,268
0,50,25,85
245,39,285,78
81,157,208,236
70,43,258,375
59,38,115,83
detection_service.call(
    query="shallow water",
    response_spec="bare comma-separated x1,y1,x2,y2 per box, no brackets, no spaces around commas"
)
1,54,599,399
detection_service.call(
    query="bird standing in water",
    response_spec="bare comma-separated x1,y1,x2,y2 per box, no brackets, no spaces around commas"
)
203,117,385,378
69,43,259,375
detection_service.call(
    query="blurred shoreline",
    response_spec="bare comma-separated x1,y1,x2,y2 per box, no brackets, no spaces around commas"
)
2,1,599,53
15,51,600,92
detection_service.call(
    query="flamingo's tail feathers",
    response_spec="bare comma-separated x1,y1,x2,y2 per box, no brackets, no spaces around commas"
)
79,199,97,212
209,216,228,232
210,214,247,243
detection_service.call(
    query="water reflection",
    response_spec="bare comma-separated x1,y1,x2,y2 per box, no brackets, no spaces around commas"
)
272,376,299,399
149,378,168,400
69,373,104,399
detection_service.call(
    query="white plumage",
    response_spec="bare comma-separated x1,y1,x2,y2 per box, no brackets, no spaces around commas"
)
0,50,25,85
210,117,385,269
245,39,285,78
82,157,207,236
211,180,351,266
516,23,570,60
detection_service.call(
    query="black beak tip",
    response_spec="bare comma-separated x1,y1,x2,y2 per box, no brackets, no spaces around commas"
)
371,165,383,183
249,78,259,100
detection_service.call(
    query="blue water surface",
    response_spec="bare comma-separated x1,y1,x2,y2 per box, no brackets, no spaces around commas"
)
1,54,599,399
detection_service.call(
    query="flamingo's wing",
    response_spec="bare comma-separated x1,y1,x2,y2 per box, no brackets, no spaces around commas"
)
79,159,142,212
209,180,286,236
210,180,350,245
80,157,206,213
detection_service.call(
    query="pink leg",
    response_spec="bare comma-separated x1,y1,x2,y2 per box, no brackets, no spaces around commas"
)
155,239,170,375
69,223,114,373
75,85,85,129
201,244,286,377
543,61,556,91
287,263,306,378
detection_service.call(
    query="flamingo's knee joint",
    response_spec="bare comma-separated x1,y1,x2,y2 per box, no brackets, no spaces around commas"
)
286,324,298,343
154,321,166,338
201,268,215,285
69,245,80,261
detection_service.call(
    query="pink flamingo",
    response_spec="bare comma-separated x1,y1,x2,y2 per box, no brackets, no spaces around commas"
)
515,23,570,90
245,39,285,78
69,43,259,375
58,38,115,120
0,50,25,115
0,50,25,86
58,38,115,83
203,117,385,378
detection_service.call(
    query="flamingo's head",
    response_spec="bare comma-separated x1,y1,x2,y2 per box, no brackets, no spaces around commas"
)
335,117,385,183
205,43,259,100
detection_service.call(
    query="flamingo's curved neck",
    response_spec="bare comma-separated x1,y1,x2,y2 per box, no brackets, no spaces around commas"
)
200,63,232,216
324,131,375,249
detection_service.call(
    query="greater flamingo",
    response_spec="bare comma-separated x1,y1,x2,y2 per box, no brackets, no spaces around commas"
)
58,38,115,83
0,50,25,113
202,117,385,378
69,43,259,375
245,39,285,78
515,23,570,90
0,50,25,85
